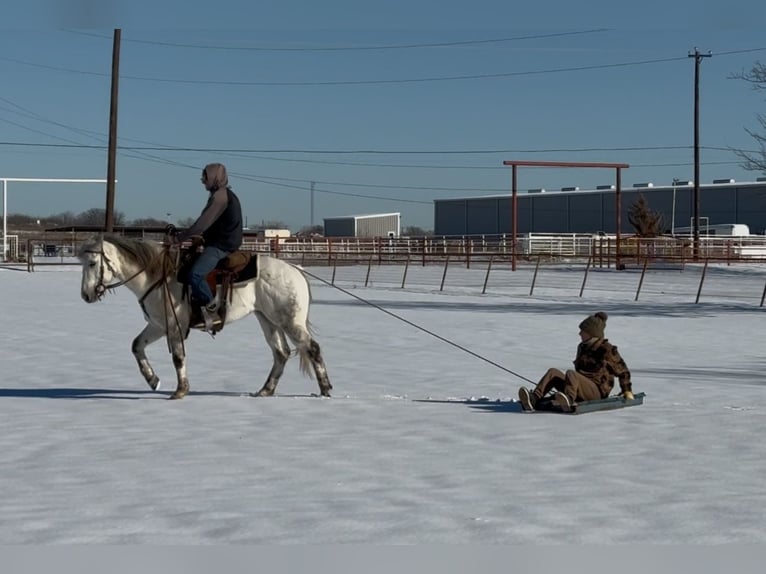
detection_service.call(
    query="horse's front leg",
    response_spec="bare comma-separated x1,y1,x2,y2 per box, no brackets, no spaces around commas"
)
131,324,166,391
168,332,190,400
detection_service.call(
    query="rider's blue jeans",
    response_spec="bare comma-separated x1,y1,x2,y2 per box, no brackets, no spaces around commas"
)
188,245,230,306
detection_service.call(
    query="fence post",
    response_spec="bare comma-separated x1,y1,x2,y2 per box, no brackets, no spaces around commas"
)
440,256,450,292
482,255,493,294
331,256,337,286
27,239,33,272
466,238,471,269
529,255,541,296
365,255,372,287
401,255,410,289
422,236,426,267
635,258,649,301
327,238,333,266
695,258,709,304
606,237,611,269
579,256,592,298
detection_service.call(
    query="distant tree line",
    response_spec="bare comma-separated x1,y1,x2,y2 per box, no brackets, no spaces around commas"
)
6,210,434,236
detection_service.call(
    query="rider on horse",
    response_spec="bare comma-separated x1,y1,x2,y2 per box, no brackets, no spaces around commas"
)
172,163,243,331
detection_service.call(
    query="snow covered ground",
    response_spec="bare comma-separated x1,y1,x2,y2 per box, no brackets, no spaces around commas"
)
1,260,765,544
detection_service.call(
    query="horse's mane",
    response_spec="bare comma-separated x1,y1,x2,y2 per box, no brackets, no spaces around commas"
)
89,234,176,281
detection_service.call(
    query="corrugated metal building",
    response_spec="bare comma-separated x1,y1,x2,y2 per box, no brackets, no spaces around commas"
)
433,179,766,236
324,212,401,238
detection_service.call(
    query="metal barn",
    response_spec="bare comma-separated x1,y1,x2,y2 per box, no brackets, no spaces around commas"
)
433,179,766,236
324,212,401,238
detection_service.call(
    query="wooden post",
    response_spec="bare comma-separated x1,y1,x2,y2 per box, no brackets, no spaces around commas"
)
331,257,337,286
579,256,592,298
512,164,517,271
27,238,33,272
606,237,611,269
422,236,426,267
466,238,471,269
695,258,708,304
401,255,410,289
482,256,493,294
364,255,372,287
635,258,649,301
440,256,450,292
529,255,541,296
104,29,121,233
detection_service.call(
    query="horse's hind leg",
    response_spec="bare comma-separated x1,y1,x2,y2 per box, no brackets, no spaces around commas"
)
252,311,291,397
132,324,166,391
284,324,332,397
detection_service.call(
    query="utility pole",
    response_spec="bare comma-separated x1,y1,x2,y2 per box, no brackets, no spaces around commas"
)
688,47,711,260
105,28,121,232
310,180,315,226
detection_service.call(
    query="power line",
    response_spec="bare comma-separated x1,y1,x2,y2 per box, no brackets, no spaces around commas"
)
0,54,686,86
4,46,765,87
66,29,609,52
0,141,706,153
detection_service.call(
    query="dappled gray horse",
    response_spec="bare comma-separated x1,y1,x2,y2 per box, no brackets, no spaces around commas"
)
78,234,332,399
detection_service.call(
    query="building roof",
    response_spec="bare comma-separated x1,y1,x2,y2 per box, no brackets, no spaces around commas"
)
323,212,401,220
433,180,766,203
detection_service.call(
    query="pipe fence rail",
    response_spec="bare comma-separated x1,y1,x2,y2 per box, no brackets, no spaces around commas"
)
6,232,766,272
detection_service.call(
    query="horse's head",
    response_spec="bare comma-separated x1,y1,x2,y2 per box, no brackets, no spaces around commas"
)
79,234,174,303
78,235,115,303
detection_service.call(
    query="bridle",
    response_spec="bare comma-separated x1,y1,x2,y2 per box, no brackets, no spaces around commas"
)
84,240,187,355
83,245,152,301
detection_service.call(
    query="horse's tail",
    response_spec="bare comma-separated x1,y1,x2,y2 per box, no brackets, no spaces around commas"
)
298,345,314,379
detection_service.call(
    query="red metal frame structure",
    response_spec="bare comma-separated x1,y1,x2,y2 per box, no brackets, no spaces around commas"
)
502,160,630,270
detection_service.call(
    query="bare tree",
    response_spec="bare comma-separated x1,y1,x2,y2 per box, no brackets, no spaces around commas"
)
176,217,196,228
628,194,665,237
297,224,324,237
731,61,766,174
76,208,126,226
131,217,172,227
402,225,432,237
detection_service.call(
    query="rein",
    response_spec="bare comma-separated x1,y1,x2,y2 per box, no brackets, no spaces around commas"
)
300,268,535,384
84,247,150,299
87,243,187,355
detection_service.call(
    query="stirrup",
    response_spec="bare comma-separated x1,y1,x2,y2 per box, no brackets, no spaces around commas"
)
201,305,222,333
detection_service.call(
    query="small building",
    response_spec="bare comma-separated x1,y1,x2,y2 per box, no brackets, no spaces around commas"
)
262,228,292,239
323,212,401,238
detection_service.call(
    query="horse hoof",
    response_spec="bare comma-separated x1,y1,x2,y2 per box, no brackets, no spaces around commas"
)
252,388,274,397
169,390,188,400
147,375,160,391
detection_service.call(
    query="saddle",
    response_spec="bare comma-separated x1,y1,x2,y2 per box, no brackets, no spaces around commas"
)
177,248,259,334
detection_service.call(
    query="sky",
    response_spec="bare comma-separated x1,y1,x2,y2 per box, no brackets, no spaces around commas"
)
2,1,766,232
1,257,766,544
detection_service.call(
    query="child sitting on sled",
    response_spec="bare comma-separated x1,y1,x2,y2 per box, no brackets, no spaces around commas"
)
518,311,634,412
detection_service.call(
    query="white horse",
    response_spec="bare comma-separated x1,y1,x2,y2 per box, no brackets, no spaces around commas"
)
78,234,332,400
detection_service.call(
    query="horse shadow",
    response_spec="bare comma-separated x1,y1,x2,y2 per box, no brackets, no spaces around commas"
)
0,387,251,400
412,397,524,414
